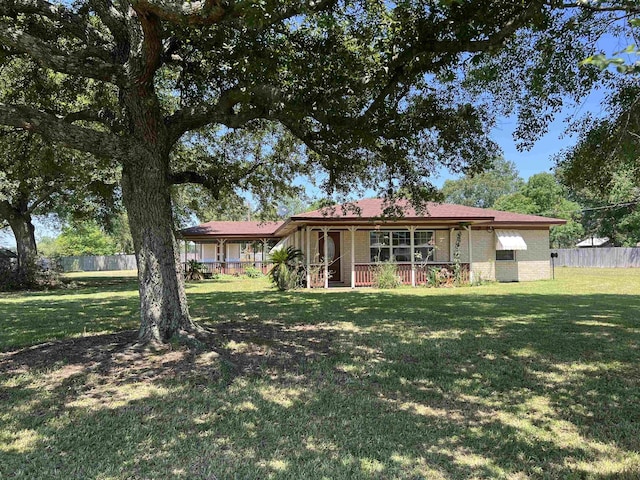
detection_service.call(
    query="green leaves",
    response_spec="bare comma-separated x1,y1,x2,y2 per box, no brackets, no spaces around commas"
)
268,246,305,291
441,157,524,208
582,46,640,74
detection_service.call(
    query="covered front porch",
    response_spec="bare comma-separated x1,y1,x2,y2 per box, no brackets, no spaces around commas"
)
295,225,473,289
182,238,277,276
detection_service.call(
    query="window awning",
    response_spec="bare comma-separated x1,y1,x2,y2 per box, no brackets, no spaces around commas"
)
495,230,527,251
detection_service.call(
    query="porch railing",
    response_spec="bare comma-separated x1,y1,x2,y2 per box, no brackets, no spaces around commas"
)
308,263,328,288
354,262,470,287
184,261,273,276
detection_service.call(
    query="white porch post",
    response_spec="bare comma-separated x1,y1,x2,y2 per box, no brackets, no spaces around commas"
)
305,226,311,289
466,226,474,283
348,226,357,288
217,239,227,261
409,226,416,287
261,238,269,273
218,239,226,273
449,228,455,262
321,227,330,289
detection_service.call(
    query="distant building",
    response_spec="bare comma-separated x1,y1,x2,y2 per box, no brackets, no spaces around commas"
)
575,237,612,248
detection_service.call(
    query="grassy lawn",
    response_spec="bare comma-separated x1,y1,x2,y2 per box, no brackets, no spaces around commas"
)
1,268,639,479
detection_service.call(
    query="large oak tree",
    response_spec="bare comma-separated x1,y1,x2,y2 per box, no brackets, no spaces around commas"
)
0,0,610,343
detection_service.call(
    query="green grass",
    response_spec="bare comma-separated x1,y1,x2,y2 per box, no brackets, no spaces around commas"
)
1,268,640,479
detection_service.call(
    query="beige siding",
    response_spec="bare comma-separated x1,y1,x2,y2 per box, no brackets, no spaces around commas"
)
457,229,470,263
354,230,370,264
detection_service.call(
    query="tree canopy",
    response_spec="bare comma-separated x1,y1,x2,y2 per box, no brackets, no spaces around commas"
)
440,157,523,208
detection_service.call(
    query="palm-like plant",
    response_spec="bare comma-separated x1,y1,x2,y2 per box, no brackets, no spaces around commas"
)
186,260,205,281
268,246,304,291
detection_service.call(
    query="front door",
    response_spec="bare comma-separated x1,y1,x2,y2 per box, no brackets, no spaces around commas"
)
318,231,341,282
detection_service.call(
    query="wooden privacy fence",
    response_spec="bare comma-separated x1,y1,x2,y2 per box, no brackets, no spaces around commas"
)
551,248,640,268
57,253,201,272
58,255,137,272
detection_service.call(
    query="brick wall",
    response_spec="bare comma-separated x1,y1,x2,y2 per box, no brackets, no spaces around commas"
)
470,230,496,282
494,229,551,282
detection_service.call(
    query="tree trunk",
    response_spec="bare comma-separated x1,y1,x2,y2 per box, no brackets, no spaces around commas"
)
120,148,196,344
1,203,38,285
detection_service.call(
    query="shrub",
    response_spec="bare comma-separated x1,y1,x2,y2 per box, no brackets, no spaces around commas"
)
269,247,304,291
0,256,63,291
425,266,454,288
244,266,262,278
372,262,401,289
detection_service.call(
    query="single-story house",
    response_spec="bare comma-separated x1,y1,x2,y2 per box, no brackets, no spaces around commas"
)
180,198,565,288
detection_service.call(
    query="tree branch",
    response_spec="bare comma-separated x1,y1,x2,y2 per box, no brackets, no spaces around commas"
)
170,160,265,196
64,108,124,133
365,2,542,120
130,0,232,26
27,184,60,214
169,170,222,197
0,0,112,46
166,87,266,142
0,103,124,159
0,22,124,84
561,2,640,14
89,0,130,45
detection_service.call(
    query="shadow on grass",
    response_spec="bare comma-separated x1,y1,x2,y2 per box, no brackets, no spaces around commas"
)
1,285,640,478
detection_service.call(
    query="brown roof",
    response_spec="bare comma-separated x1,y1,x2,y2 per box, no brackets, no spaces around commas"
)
182,199,566,239
181,221,283,238
290,198,566,225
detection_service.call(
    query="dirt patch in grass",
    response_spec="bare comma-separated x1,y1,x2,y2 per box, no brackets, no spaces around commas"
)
0,331,138,374
0,319,337,385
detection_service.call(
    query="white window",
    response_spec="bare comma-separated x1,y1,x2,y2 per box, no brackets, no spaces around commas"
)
392,231,411,261
370,230,435,262
370,231,391,262
414,230,435,262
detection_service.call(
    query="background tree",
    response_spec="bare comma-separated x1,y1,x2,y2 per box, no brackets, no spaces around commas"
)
106,211,135,254
440,157,523,208
0,58,119,286
39,221,119,257
0,0,602,344
557,78,640,246
0,131,118,285
494,173,584,247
